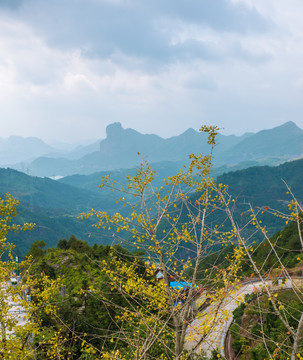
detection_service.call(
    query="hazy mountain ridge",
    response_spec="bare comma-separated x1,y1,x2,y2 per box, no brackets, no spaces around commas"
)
0,136,57,165
0,135,102,170
8,122,253,176
8,121,303,177
218,121,303,165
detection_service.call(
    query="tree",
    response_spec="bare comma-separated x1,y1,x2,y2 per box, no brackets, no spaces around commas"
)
0,193,36,358
82,126,303,360
82,126,246,360
221,191,303,360
26,240,46,259
0,194,62,359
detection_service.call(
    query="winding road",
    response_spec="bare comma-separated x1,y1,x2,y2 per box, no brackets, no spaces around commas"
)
185,278,303,358
7,296,27,333
1,284,27,339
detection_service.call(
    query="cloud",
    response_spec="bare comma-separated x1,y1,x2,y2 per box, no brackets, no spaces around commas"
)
0,0,303,142
11,0,271,66
0,0,24,10
63,73,97,92
148,0,270,33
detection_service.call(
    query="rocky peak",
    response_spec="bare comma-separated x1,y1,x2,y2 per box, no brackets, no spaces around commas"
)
106,122,124,138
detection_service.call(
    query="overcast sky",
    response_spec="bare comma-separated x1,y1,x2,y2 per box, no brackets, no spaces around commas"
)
0,0,303,143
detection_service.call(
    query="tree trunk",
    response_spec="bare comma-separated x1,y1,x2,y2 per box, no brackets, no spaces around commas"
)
291,312,303,360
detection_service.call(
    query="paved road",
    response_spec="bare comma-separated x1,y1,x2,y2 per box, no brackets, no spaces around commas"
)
7,297,27,332
1,285,27,337
185,278,303,358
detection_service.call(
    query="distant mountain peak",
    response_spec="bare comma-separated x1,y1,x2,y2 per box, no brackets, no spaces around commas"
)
282,120,296,126
279,121,300,129
182,128,198,135
106,122,124,138
259,121,303,136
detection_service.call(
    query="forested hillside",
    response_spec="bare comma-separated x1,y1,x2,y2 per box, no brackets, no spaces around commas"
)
3,156,303,257
218,157,303,207
26,238,148,359
0,168,119,256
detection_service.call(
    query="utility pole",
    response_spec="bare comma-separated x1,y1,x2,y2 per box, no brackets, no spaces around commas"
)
15,256,19,277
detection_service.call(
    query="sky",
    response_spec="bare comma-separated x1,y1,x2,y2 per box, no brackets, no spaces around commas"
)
0,0,303,143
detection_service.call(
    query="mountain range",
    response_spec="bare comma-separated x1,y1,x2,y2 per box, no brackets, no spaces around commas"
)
0,136,101,168
4,121,303,177
0,136,56,165
2,155,303,257
1,120,303,257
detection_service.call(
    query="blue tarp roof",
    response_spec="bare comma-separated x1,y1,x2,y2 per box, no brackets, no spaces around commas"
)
169,281,191,290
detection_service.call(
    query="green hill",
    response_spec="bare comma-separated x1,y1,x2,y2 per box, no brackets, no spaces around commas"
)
0,168,120,256
4,155,303,258
0,167,114,212
217,157,303,210
58,161,184,194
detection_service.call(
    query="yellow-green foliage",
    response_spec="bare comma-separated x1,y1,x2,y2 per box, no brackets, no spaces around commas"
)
79,126,249,359
0,193,63,359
